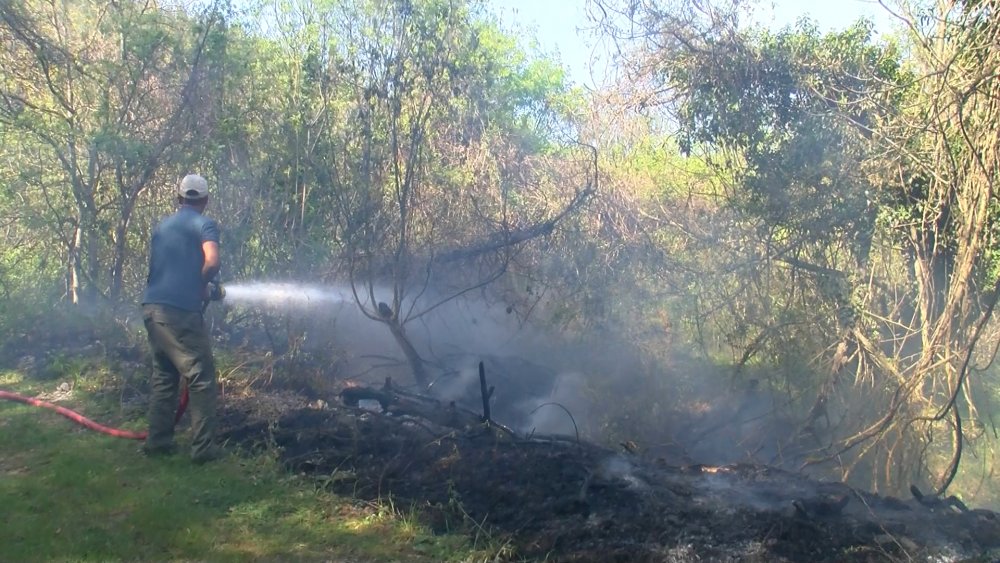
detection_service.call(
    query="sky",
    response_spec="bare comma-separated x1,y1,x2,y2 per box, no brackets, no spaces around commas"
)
488,0,901,89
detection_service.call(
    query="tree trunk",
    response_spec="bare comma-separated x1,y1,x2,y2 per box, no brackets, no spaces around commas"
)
68,224,82,304
386,320,429,388
109,195,137,300
79,196,101,304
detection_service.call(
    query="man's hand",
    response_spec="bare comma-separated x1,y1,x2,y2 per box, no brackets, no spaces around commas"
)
205,281,225,301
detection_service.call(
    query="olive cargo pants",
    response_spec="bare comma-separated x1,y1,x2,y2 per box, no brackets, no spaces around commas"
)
142,304,217,460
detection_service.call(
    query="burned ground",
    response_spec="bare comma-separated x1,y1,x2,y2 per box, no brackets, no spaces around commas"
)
219,387,1000,563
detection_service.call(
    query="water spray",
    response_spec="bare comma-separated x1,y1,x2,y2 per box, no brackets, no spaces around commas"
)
221,282,351,308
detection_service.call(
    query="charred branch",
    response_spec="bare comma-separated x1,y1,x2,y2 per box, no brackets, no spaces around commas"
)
339,380,515,437
478,360,492,423
433,184,594,265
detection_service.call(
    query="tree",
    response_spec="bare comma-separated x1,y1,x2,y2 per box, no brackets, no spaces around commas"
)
0,0,220,303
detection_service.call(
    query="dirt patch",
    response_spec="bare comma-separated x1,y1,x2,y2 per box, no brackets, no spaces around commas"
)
218,389,1000,563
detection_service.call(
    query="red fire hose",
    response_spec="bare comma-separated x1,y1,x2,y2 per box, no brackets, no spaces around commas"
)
0,387,188,440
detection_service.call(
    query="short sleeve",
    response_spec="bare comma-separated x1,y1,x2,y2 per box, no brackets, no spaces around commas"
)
201,217,221,243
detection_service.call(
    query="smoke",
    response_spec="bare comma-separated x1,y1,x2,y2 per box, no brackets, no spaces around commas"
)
216,279,806,471
598,454,647,490
520,371,591,436
218,280,607,431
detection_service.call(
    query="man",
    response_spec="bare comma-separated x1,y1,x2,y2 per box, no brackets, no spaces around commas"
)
141,173,222,463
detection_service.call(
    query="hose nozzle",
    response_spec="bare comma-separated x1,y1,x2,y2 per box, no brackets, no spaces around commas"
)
207,281,226,301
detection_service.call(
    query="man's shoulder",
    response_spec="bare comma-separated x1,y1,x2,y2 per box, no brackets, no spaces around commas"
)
197,214,221,242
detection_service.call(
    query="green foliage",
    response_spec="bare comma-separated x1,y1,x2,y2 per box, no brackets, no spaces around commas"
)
0,0,226,302
0,0,583,314
674,21,905,248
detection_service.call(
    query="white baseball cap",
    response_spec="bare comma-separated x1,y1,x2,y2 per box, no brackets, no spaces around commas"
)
178,174,209,200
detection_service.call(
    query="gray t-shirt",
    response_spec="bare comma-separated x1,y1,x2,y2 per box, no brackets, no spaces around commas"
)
141,206,221,312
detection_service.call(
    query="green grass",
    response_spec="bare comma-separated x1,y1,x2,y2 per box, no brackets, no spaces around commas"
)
0,370,509,562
